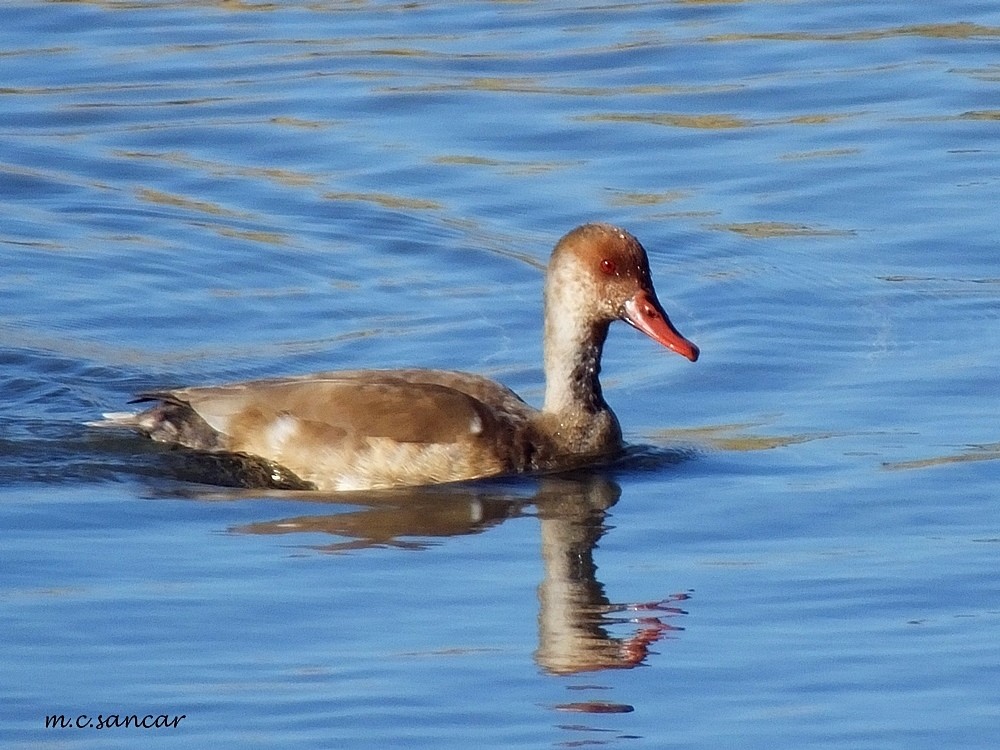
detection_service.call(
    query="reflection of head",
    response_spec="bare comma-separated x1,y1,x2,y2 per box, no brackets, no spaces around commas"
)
534,477,686,675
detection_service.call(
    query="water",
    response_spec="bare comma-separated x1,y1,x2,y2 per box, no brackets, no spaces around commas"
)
3,1,1000,747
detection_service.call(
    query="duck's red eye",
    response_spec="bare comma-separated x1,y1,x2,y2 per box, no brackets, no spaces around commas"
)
599,258,616,275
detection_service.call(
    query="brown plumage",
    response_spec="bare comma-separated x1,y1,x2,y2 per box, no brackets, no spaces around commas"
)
96,223,698,491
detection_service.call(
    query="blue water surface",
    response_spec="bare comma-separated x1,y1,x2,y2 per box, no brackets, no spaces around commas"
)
2,1,1000,748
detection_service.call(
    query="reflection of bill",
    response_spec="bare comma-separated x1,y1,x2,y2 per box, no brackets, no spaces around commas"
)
228,473,688,675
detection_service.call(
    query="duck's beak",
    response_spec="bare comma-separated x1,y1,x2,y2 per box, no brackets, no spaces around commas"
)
622,290,699,362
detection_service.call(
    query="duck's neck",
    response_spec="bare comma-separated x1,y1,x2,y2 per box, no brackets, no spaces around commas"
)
536,260,624,458
542,302,612,418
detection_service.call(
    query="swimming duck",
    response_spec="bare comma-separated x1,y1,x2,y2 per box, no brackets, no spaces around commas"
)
99,223,698,490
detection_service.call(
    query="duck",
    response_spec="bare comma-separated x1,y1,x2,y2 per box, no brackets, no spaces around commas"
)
97,223,698,491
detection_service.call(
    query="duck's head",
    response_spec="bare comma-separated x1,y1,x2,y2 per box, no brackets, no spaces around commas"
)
546,223,699,362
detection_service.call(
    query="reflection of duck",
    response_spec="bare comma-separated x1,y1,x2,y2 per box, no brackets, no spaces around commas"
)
94,224,698,491
233,485,528,553
533,477,687,675
230,474,687,673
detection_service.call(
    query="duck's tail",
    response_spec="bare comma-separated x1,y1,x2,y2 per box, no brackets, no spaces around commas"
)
85,411,143,429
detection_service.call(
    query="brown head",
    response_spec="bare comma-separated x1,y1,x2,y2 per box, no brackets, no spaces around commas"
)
546,223,699,362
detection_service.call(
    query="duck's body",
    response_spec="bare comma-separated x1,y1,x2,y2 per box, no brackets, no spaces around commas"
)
99,223,698,491
124,368,609,491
